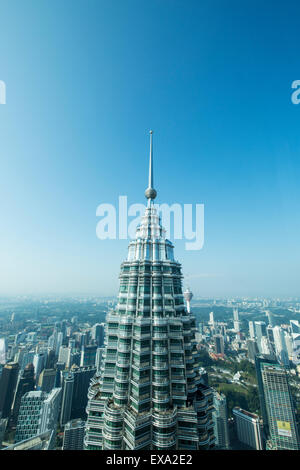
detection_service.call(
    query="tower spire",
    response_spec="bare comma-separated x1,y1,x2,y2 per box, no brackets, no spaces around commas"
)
145,130,157,204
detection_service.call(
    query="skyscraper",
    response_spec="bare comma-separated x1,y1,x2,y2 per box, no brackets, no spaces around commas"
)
15,388,62,449
214,335,225,355
272,326,289,367
247,339,259,363
0,339,7,364
233,309,240,333
0,362,19,419
213,392,230,449
38,368,56,393
233,407,263,450
62,419,85,450
290,320,300,365
11,363,35,427
84,132,215,450
248,321,255,340
266,311,274,328
91,323,105,347
254,321,267,353
60,372,74,427
80,345,97,367
255,357,300,450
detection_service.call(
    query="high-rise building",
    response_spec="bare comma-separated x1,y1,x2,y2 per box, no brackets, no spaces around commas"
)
266,311,274,327
80,345,97,367
233,407,263,450
233,309,240,333
71,366,96,420
45,349,56,369
0,362,19,419
290,320,300,365
84,132,215,450
91,324,105,347
213,392,230,449
0,418,7,449
38,368,56,393
248,321,255,340
95,347,105,372
58,346,71,367
60,365,96,425
260,336,273,357
214,335,224,355
56,332,64,356
11,363,35,427
254,322,267,353
20,350,35,371
255,357,300,450
272,326,289,367
33,353,46,382
15,388,62,449
247,339,259,363
62,419,85,450
60,372,74,426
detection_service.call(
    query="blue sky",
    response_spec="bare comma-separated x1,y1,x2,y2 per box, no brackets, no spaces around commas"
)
0,0,300,297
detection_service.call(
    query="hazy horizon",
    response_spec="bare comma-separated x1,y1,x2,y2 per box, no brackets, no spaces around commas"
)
1,1,300,298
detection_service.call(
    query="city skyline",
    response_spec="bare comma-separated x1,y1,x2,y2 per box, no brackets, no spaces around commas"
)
1,0,300,297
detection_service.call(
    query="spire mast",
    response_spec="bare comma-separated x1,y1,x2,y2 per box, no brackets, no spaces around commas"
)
145,130,157,205
149,130,153,189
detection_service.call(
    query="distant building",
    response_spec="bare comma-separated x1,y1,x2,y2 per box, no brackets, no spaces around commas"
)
91,324,105,347
254,322,267,353
60,366,96,424
60,372,74,426
255,357,300,450
290,320,300,365
15,388,62,449
33,353,46,382
248,321,255,340
38,369,56,393
233,309,240,333
247,339,259,363
266,311,274,327
233,407,263,450
11,363,35,426
62,419,85,450
214,334,224,355
0,418,7,449
213,392,230,449
80,345,97,367
58,346,71,367
0,362,19,419
45,349,56,369
272,326,289,366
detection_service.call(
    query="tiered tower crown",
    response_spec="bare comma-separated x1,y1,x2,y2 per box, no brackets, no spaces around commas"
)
84,132,215,451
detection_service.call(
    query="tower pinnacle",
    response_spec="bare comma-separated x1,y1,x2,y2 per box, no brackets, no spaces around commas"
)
145,130,157,203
